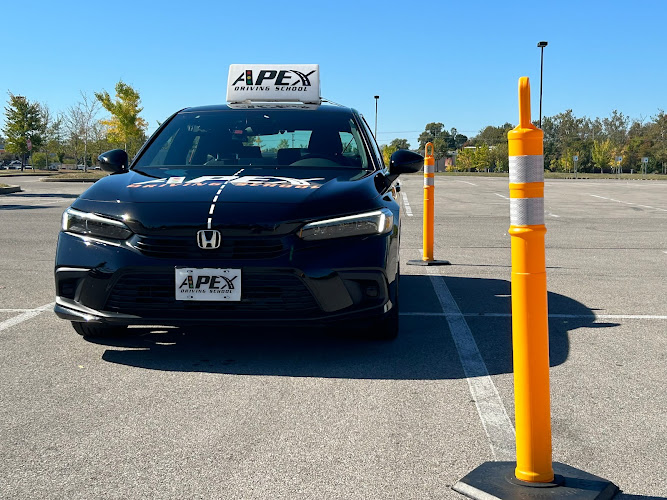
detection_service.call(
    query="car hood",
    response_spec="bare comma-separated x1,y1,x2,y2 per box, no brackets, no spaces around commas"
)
73,167,388,234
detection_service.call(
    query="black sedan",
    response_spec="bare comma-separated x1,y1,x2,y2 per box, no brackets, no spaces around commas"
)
54,104,422,339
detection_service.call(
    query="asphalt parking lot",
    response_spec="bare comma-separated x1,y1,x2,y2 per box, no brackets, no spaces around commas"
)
1,174,665,499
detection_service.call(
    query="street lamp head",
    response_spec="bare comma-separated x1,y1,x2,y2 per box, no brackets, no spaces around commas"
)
374,95,380,99
537,41,548,48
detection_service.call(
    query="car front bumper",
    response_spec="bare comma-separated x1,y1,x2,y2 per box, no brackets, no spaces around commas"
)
54,230,398,327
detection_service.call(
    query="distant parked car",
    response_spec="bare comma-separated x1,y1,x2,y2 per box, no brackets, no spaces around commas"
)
8,165,22,170
47,163,61,171
76,165,87,170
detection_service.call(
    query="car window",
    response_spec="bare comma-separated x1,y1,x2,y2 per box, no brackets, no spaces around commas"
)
359,115,385,169
135,109,370,171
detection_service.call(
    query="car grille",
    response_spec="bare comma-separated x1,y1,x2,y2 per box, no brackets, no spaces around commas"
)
104,271,321,319
132,235,287,260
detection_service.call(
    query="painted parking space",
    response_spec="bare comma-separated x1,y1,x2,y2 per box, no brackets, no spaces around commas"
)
0,174,665,498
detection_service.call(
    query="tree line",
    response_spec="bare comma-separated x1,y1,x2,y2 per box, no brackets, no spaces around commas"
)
382,109,667,174
1,81,148,171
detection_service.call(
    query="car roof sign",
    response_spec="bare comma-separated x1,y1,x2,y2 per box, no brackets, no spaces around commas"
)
227,64,321,105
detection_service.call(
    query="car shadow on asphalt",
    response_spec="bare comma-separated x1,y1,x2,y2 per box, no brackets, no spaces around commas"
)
0,205,56,210
94,275,620,380
8,193,79,198
616,495,667,500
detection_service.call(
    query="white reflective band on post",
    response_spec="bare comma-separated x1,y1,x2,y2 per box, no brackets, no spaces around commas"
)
509,156,544,183
424,165,435,174
424,177,435,187
510,198,545,226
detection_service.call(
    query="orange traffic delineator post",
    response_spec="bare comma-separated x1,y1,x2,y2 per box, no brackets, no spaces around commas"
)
509,76,553,484
407,142,450,267
452,77,617,500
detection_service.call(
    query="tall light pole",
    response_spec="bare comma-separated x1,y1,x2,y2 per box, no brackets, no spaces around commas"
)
537,41,548,129
374,95,379,138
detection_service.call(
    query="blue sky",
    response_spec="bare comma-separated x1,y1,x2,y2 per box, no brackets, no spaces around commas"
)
2,0,665,149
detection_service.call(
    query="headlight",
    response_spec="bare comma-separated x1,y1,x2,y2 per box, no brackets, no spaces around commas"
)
62,208,132,240
298,208,393,241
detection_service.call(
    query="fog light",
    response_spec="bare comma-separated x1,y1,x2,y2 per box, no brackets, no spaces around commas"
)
365,285,379,297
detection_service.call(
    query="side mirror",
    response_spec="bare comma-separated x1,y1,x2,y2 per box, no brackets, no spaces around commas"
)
98,149,129,174
387,149,423,183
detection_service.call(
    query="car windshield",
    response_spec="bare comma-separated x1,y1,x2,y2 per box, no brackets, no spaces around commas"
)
134,108,371,172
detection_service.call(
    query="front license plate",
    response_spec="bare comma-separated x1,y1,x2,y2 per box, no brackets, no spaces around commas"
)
175,268,242,301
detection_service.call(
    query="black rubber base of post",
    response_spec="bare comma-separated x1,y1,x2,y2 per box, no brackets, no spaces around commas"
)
453,462,618,500
406,259,451,266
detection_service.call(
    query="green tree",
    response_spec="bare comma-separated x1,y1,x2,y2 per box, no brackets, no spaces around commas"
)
454,144,491,172
473,123,513,147
455,147,474,172
39,104,65,169
648,110,667,174
418,122,442,148
603,110,629,148
64,93,100,171
381,144,398,166
489,142,509,172
420,123,457,160
389,138,410,150
2,93,43,170
591,139,613,173
473,143,491,171
95,81,148,155
448,128,468,150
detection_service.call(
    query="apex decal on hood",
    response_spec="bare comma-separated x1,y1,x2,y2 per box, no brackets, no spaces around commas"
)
127,175,325,189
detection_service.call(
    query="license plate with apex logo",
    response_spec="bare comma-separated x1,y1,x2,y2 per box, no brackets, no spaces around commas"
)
175,268,242,301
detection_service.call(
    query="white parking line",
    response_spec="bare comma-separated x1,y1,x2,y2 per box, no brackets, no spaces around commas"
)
401,312,667,320
589,194,667,212
427,273,516,460
548,213,560,218
401,191,413,216
0,302,55,333
456,180,478,186
494,193,509,200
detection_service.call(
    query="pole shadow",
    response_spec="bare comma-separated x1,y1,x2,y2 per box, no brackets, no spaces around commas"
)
93,275,619,380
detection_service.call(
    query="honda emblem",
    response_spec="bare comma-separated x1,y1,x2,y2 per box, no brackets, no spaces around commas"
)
196,230,221,249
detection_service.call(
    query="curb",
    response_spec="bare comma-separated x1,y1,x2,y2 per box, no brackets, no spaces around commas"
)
41,178,100,183
0,172,56,177
0,185,22,194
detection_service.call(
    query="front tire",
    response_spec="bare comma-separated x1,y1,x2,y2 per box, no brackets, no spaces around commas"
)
71,322,129,338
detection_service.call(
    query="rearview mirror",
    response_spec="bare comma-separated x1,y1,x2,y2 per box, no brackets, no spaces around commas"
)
98,149,129,174
387,149,423,183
